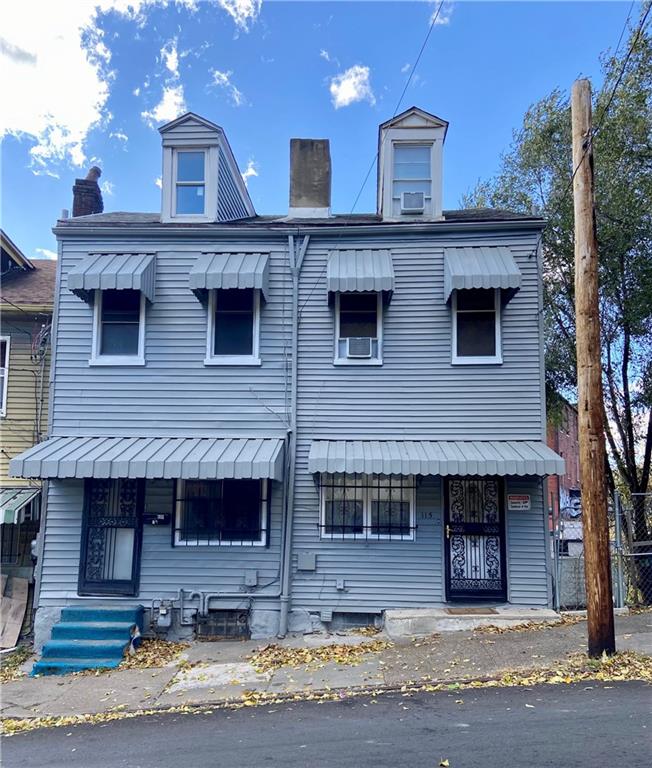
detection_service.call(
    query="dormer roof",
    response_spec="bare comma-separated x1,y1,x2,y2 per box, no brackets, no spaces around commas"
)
158,112,223,135
379,106,449,136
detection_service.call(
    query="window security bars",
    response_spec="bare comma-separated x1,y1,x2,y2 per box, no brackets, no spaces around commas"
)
319,473,416,541
174,479,269,547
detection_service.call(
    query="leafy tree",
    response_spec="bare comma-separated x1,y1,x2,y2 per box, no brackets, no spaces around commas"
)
463,14,652,550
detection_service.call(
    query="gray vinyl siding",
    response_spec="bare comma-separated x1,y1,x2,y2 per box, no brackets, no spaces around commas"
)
218,147,250,221
160,119,219,148
38,478,283,606
505,476,549,606
51,239,291,437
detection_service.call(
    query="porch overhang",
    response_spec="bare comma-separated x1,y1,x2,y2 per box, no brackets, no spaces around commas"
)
308,440,564,477
0,487,40,524
189,252,270,300
443,246,521,302
9,437,285,481
68,253,157,302
326,249,395,296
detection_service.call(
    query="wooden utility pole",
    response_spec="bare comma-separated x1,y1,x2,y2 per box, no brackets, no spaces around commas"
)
571,78,615,657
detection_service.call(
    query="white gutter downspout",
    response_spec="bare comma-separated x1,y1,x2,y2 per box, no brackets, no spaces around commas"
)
278,232,309,638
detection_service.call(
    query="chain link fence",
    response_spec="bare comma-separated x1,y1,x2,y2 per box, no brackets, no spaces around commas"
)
551,492,652,611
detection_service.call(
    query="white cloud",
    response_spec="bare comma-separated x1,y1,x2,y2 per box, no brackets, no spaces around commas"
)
430,1,454,26
101,180,115,196
217,0,262,32
329,65,375,110
241,158,258,185
155,176,162,189
141,84,186,126
401,62,411,74
161,38,179,78
320,49,331,62
133,86,141,97
110,130,128,143
35,248,57,260
211,69,245,106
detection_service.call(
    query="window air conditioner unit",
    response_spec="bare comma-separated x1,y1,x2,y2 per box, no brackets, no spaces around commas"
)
400,191,425,214
346,337,373,359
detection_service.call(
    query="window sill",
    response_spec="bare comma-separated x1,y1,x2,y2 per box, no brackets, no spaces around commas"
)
89,356,145,367
451,355,503,366
333,358,383,367
173,540,266,548
204,356,262,367
320,533,415,542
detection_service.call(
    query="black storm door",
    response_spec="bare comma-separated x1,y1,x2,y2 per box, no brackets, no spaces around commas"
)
444,478,507,601
79,479,143,596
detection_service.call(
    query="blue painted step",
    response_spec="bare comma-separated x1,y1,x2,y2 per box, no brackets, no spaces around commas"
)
52,621,136,640
41,638,128,659
32,603,144,676
32,658,123,676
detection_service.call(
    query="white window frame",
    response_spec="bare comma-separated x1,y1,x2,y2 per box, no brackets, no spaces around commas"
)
205,288,261,366
174,149,207,217
0,335,10,417
391,142,434,213
319,475,416,542
451,288,502,365
333,292,383,366
90,289,146,367
161,145,218,223
174,478,268,547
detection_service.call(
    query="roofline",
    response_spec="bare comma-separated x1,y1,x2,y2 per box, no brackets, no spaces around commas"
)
158,111,223,134
379,105,449,133
219,134,256,218
0,229,34,270
0,302,53,314
53,218,546,239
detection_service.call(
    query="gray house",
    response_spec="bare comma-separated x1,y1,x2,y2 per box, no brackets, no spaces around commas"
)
11,108,564,653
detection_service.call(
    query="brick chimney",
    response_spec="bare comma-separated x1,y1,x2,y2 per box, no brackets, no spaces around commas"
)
288,139,331,218
72,166,104,217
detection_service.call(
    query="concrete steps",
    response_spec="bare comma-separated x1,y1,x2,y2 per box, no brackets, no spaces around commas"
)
32,605,143,676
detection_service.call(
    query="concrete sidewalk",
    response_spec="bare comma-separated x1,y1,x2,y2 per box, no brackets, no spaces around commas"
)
2,612,651,722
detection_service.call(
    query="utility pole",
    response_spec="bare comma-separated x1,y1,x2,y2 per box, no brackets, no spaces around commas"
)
571,78,615,656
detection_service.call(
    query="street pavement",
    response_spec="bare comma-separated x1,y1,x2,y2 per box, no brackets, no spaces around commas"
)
3,681,651,768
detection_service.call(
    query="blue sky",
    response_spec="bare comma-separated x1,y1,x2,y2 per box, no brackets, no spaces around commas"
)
0,1,638,261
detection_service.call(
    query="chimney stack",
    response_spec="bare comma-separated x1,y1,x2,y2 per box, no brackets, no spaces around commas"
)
288,139,331,218
72,166,104,217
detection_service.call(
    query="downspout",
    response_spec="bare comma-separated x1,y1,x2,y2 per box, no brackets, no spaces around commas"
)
278,232,309,637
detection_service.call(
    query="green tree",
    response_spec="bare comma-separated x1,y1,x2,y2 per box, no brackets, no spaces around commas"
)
463,15,652,547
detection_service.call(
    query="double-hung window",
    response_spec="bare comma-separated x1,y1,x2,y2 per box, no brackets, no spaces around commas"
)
206,288,261,365
0,336,9,417
174,479,268,546
320,474,415,540
392,144,432,215
452,288,502,364
92,289,145,365
335,292,382,363
175,150,206,216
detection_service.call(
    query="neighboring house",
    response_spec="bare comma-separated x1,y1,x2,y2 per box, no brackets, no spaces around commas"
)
10,109,564,649
547,398,582,555
0,230,55,578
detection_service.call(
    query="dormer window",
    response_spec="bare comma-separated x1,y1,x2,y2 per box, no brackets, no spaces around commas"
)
393,144,432,215
175,150,206,215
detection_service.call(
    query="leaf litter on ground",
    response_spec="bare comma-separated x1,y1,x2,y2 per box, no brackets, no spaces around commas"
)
248,639,393,673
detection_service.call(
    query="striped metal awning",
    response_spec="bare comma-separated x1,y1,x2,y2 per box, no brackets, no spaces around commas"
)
308,440,564,477
10,437,285,481
189,253,270,300
68,253,157,302
1,487,40,524
444,246,521,302
326,250,395,295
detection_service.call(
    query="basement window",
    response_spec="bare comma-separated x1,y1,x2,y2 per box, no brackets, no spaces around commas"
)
174,479,268,546
452,288,502,364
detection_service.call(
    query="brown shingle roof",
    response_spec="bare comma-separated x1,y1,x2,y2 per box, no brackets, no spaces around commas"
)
1,260,57,309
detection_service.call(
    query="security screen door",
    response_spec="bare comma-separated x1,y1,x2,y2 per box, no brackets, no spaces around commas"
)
79,479,143,596
444,478,507,600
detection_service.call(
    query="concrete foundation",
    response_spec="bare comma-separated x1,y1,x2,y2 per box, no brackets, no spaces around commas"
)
33,606,63,652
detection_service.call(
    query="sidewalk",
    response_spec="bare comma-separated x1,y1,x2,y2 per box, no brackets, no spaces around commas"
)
2,612,651,723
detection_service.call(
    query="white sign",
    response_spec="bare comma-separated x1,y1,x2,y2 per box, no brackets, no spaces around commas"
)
507,494,531,511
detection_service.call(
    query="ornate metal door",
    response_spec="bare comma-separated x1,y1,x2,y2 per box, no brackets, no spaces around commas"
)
444,478,507,600
79,479,143,596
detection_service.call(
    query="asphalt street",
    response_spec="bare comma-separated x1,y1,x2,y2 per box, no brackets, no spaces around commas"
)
3,681,651,768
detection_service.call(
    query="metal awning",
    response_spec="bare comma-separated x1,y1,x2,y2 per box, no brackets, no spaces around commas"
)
443,246,521,302
189,253,270,300
10,437,285,481
308,440,564,477
327,249,395,295
68,253,157,302
1,487,40,525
